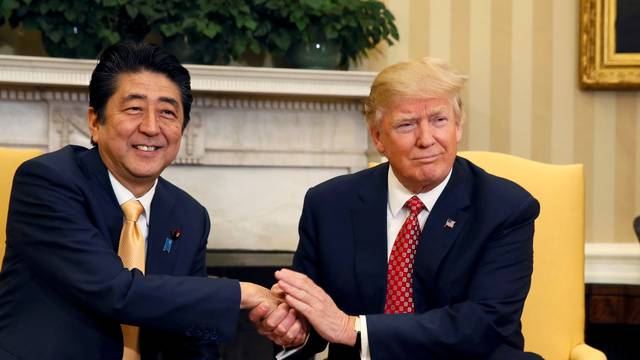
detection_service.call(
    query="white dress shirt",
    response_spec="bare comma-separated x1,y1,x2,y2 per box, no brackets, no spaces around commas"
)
108,171,157,250
279,166,452,360
358,166,452,359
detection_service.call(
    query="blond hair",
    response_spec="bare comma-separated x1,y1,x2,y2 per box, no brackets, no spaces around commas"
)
363,57,468,128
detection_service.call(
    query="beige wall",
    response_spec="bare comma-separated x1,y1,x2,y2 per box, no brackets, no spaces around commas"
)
366,0,639,244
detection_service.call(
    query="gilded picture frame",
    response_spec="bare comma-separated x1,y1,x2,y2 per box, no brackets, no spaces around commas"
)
580,0,640,89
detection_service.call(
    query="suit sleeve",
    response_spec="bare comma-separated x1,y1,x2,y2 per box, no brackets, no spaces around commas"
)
366,196,540,359
158,210,221,359
7,158,240,343
287,189,332,359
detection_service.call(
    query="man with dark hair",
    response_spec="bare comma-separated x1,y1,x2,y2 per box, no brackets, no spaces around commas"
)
88,42,193,130
0,42,301,360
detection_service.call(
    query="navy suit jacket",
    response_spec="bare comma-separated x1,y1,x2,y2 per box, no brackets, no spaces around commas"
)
291,157,541,359
0,146,240,360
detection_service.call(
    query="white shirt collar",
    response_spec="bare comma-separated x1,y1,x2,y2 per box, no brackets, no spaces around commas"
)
387,165,453,217
108,172,157,225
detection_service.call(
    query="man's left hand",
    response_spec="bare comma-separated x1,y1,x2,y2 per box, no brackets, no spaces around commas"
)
248,291,308,347
275,268,357,346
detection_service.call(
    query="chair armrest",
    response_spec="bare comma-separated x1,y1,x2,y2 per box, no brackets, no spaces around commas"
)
570,343,606,360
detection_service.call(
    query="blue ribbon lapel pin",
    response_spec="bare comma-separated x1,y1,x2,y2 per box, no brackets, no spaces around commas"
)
163,229,182,253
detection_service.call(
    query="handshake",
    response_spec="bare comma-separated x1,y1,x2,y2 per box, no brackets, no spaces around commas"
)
239,268,359,349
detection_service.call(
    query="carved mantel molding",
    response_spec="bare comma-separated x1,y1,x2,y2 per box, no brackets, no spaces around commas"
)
0,55,374,171
0,54,376,97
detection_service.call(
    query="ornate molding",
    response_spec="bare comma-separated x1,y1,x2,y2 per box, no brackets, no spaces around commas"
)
0,55,95,87
1,87,362,113
0,88,44,101
43,90,89,102
175,113,204,164
49,104,90,151
194,96,362,112
0,54,376,97
0,55,371,171
188,64,375,97
0,88,88,101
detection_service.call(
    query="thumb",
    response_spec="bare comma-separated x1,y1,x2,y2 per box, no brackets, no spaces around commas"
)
248,302,273,322
271,283,285,297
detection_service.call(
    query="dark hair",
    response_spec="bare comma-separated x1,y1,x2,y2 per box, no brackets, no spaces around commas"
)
89,42,192,130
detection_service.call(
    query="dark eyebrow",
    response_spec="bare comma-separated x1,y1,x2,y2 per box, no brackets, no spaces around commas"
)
123,94,179,108
159,96,179,107
124,94,146,101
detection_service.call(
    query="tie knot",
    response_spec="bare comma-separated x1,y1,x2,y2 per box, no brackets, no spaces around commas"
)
121,200,144,222
405,196,425,216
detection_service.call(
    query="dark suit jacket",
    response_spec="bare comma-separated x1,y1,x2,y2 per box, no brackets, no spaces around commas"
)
291,157,541,359
0,146,240,360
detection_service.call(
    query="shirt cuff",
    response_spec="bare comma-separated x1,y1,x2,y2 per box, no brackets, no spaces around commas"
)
360,315,371,360
276,316,370,359
275,331,311,360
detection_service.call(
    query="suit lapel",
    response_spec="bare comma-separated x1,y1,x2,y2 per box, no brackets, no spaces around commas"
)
78,147,180,274
352,163,389,313
414,158,472,285
145,178,179,275
78,147,123,250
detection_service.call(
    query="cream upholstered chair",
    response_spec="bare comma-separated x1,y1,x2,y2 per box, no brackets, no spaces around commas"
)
459,151,605,360
0,147,42,268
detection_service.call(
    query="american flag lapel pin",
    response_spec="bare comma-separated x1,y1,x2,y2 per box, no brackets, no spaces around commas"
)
445,219,456,229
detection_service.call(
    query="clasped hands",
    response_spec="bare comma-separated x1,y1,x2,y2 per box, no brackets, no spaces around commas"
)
243,269,357,349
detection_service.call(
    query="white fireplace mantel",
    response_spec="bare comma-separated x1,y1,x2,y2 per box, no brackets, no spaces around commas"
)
0,54,376,97
0,54,375,253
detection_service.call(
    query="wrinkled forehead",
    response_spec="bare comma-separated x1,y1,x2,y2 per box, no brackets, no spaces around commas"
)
392,97,452,111
381,96,458,119
112,71,182,102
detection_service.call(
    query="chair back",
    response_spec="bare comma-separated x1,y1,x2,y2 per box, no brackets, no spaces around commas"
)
459,151,585,360
0,147,42,268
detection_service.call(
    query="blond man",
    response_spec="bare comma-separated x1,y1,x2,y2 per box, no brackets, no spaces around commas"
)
255,58,543,360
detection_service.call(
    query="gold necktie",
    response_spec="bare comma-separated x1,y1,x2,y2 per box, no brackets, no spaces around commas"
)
118,199,145,360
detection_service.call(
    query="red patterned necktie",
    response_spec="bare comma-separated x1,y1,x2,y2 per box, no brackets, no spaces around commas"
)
384,195,425,314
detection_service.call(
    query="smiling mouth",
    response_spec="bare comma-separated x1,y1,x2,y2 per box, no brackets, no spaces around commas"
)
134,145,161,152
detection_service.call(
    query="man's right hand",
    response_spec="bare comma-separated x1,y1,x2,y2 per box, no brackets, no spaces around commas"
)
248,284,308,347
239,282,282,310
